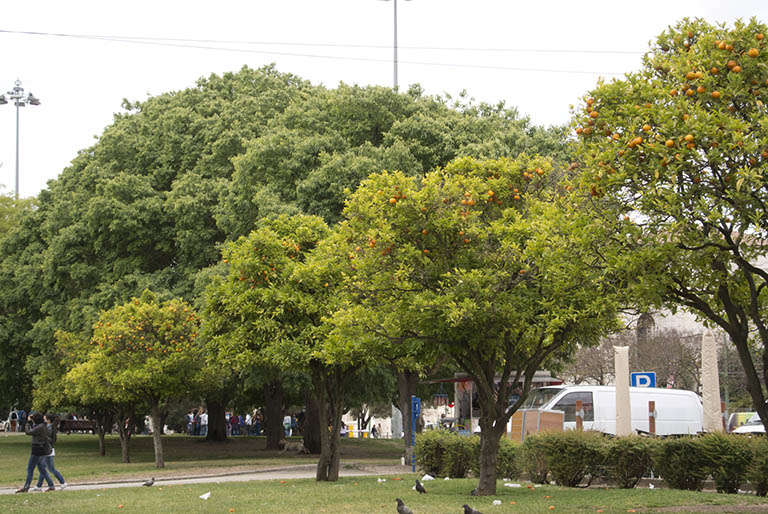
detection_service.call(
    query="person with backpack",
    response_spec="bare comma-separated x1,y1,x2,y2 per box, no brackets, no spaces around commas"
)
15,412,55,493
32,414,67,491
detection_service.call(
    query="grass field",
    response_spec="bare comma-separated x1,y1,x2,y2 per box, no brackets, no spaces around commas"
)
0,432,403,486
3,433,768,513
3,476,768,513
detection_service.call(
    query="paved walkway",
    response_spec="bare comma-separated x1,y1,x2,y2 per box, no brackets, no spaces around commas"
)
0,463,409,495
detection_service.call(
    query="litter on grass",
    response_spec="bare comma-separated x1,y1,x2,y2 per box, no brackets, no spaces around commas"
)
200,492,211,500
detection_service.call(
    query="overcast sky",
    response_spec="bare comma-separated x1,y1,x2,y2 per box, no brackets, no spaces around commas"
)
0,0,765,198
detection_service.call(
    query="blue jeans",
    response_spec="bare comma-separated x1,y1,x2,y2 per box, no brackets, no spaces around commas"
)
24,454,53,489
36,455,65,487
201,424,208,437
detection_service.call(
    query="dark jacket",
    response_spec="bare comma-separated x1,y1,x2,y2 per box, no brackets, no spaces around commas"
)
26,422,51,456
47,423,57,447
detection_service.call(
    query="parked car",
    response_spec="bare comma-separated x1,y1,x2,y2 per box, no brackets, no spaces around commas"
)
727,411,755,433
732,412,765,435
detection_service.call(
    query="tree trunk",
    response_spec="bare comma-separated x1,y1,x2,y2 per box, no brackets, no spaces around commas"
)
93,410,112,457
264,380,284,450
150,400,165,468
205,397,228,442
303,388,322,454
116,415,132,464
397,368,419,461
314,367,344,482
477,426,504,495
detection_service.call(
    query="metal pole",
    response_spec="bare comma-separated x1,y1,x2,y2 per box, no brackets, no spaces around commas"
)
393,0,398,88
15,100,19,200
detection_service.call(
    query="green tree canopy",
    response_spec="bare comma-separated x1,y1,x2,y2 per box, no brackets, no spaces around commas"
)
572,17,768,429
204,214,358,480
0,65,566,414
64,291,202,466
326,157,621,494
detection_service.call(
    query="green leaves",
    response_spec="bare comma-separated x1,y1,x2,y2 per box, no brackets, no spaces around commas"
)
331,155,620,374
62,291,203,407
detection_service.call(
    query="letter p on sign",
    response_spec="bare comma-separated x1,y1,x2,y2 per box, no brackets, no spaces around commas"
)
631,372,656,388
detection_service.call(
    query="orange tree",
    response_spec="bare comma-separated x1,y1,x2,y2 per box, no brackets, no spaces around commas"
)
324,156,621,495
203,214,360,482
572,17,768,429
64,290,202,467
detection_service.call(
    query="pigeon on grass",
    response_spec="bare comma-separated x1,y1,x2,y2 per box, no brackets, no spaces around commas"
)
463,505,483,514
142,478,154,487
414,479,427,494
396,497,413,514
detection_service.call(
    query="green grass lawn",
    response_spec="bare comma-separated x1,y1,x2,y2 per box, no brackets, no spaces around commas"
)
2,476,768,513
0,432,403,486
3,433,768,513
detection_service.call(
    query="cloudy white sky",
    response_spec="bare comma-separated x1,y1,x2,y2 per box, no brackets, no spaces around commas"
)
0,0,765,198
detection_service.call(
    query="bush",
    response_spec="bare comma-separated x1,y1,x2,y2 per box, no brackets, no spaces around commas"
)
696,433,753,494
440,434,478,478
604,436,657,488
470,437,521,480
497,439,522,480
414,430,450,476
747,437,768,496
653,437,709,491
544,431,607,487
520,433,554,484
417,431,520,480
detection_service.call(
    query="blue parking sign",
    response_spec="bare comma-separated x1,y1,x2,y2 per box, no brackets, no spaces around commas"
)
631,372,656,388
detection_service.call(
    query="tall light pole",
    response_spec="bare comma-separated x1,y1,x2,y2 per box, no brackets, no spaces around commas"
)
380,0,412,89
0,80,41,200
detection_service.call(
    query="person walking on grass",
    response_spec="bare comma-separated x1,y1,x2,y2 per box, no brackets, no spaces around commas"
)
16,412,55,493
32,414,67,491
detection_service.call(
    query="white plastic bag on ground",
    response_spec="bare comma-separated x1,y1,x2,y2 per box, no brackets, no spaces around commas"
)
199,492,211,500
422,474,435,481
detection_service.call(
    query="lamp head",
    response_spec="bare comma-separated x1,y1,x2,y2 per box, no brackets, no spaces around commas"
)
27,93,40,106
0,94,6,105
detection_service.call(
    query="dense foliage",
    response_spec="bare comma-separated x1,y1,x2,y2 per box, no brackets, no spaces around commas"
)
573,17,768,429
0,65,566,413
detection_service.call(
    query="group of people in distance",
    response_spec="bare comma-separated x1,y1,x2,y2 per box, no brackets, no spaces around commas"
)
15,413,68,493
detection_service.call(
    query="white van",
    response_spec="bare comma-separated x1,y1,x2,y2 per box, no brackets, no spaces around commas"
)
518,385,703,436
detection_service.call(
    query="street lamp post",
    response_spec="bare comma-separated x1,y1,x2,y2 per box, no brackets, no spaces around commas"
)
380,0,412,89
0,80,41,200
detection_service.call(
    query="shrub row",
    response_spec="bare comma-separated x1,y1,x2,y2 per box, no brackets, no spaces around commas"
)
414,430,518,479
415,429,768,494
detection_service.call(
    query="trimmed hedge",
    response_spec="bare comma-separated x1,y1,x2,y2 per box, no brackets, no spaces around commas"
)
748,437,768,497
520,432,553,484
696,432,753,494
414,430,521,479
652,436,710,491
522,431,606,487
604,435,657,488
418,429,766,494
